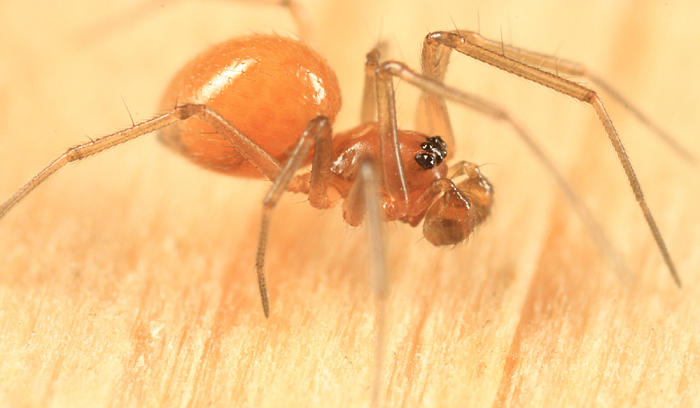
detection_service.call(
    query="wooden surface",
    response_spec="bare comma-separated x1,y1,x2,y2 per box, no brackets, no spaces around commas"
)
1,1,698,407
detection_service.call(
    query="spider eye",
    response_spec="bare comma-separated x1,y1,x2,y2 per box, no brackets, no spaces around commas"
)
415,153,436,169
414,135,448,169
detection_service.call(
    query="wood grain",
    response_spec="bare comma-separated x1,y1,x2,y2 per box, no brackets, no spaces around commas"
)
1,1,698,407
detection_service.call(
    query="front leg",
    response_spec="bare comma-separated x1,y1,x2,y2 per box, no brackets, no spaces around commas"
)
410,30,681,285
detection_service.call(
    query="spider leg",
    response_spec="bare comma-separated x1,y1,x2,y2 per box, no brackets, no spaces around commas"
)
421,30,695,162
235,0,315,46
254,116,333,317
378,61,633,280
280,0,314,46
400,30,682,286
342,158,387,408
374,59,410,216
77,0,316,49
416,35,455,148
0,103,282,221
361,41,389,123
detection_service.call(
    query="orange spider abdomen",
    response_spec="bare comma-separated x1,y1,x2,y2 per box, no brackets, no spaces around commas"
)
159,35,342,177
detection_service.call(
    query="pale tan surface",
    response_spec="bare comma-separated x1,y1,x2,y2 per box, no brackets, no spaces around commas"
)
0,1,698,407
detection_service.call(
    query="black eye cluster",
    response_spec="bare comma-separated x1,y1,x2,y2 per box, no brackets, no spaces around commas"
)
415,136,448,169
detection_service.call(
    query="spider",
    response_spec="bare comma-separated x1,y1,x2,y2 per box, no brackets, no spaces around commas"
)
0,3,690,404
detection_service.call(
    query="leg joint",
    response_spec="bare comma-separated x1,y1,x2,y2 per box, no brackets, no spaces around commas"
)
66,146,84,162
174,103,206,120
376,60,406,79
